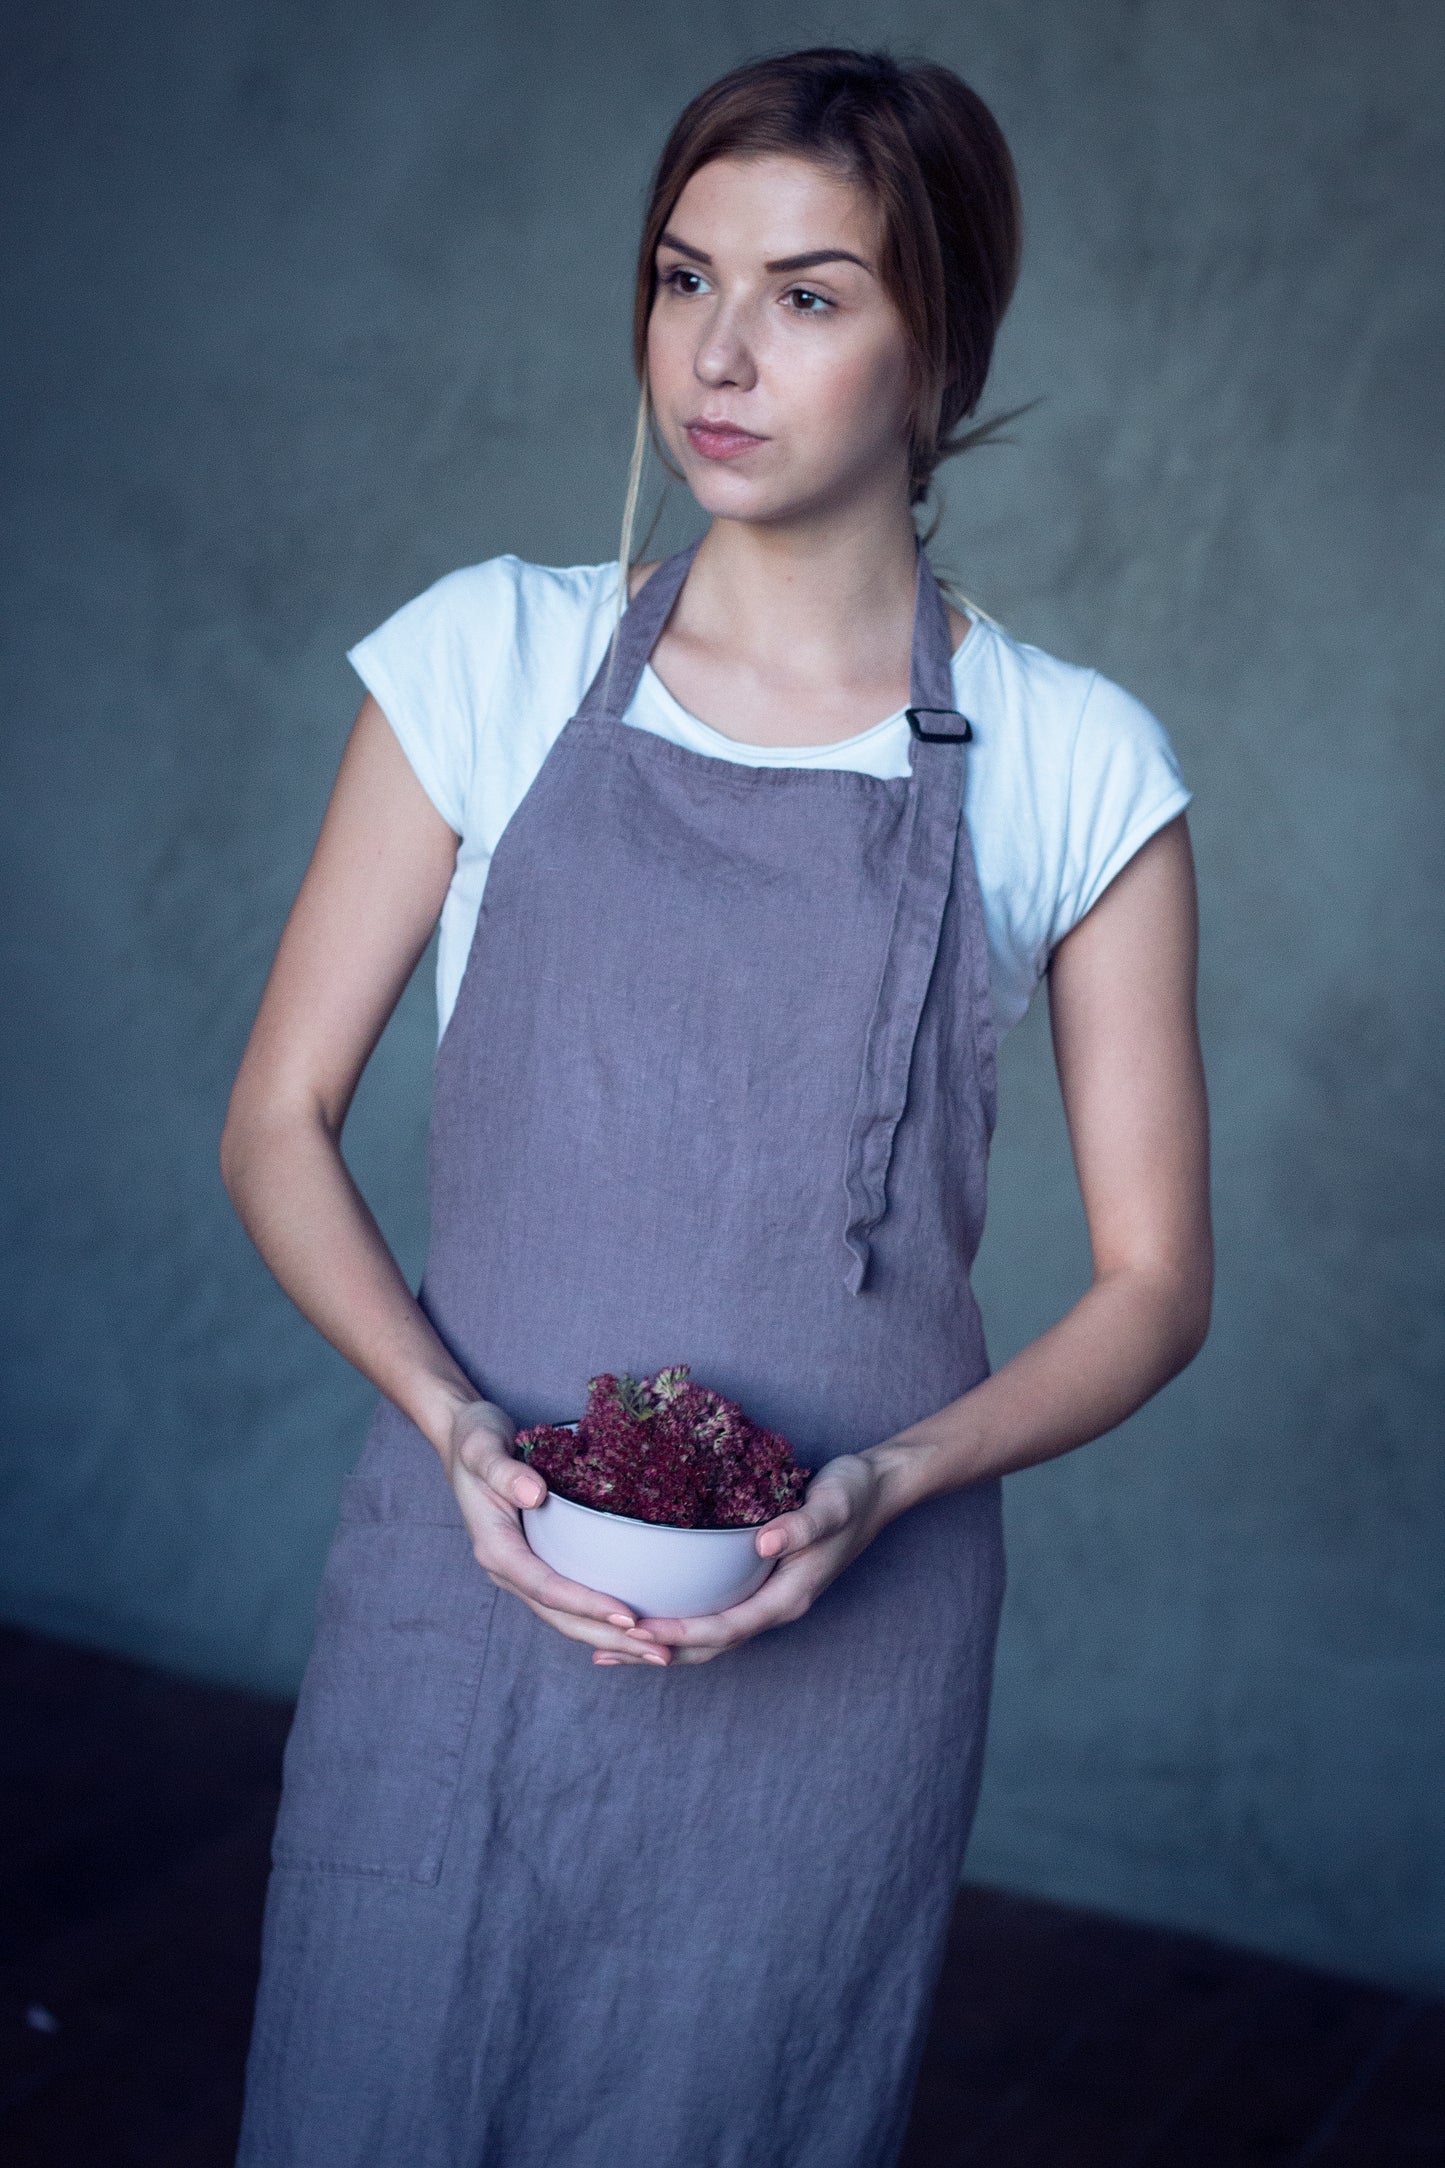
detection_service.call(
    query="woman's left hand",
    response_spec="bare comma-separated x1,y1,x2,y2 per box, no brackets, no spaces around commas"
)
593,1449,906,1668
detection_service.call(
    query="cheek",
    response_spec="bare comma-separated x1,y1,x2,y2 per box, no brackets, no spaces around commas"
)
646,308,686,397
791,335,912,452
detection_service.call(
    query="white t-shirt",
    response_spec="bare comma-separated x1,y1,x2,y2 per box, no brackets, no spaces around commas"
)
347,556,1191,1045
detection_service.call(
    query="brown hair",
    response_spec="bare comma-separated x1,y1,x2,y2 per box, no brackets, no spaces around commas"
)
621,44,1029,569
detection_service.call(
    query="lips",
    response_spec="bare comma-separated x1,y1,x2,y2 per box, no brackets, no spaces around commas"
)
684,419,767,462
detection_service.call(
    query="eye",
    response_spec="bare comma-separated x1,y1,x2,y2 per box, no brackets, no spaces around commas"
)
659,265,708,297
783,286,833,314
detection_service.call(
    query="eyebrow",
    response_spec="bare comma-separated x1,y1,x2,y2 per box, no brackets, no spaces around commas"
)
657,231,872,275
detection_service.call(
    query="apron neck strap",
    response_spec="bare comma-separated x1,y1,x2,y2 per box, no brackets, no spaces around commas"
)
575,540,703,721
907,538,969,737
575,533,965,734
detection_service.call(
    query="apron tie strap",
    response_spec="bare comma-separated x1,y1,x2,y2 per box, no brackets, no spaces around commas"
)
841,545,972,1294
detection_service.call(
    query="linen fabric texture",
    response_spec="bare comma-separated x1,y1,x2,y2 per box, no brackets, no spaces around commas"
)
347,554,1191,1047
242,544,1012,2166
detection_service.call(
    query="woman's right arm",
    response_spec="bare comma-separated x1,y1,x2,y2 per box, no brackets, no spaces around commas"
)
220,695,657,1655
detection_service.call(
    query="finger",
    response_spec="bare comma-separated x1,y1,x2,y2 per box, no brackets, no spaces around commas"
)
754,1482,855,1559
508,1464,548,1510
516,1593,671,1664
451,1415,545,1508
467,1435,547,1511
475,1510,638,1628
626,1557,814,1653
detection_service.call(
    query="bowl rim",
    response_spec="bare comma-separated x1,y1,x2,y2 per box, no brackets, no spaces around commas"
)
523,1423,776,1536
524,1485,773,1537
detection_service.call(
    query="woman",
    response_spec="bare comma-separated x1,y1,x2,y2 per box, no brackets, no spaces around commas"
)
225,46,1211,2168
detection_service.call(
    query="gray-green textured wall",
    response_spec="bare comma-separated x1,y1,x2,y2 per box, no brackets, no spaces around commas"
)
4,0,1442,1994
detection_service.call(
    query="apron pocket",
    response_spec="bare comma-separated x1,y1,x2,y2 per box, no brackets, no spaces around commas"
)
271,1472,498,1885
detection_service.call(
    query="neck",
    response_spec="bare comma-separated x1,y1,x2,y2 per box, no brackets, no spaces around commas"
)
684,491,923,689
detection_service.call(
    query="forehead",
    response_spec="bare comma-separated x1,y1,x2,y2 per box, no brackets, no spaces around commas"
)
664,153,880,259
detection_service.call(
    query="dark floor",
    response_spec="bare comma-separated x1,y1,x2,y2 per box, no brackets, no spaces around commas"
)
0,1626,1439,2167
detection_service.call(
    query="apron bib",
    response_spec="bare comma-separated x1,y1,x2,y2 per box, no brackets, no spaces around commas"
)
240,541,1006,2168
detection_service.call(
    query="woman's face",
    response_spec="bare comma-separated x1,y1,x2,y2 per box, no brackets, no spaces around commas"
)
646,153,915,527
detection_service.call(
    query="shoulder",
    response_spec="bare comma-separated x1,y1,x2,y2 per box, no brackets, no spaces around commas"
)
346,553,619,724
961,616,1184,797
958,617,1190,1006
961,616,1096,750
345,555,619,833
350,554,617,674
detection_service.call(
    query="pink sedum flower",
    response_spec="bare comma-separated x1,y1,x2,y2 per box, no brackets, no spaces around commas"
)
515,1366,808,1529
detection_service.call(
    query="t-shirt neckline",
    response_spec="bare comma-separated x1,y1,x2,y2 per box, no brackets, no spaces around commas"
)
632,615,986,760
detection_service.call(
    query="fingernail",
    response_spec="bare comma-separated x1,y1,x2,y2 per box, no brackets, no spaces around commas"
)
594,1653,620,1666
641,1650,669,1666
607,1613,635,1629
626,1627,657,1641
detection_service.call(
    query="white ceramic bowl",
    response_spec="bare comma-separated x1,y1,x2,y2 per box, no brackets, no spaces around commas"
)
519,1423,776,1618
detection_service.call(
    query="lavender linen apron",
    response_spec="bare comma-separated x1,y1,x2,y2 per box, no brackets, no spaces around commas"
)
238,542,1005,2168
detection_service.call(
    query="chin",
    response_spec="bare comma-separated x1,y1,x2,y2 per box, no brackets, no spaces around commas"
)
679,461,828,528
684,474,775,522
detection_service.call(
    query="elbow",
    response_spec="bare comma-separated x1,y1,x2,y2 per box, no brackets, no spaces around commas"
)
1162,1252,1214,1376
219,1072,338,1216
218,1075,295,1213
1100,1246,1212,1386
218,1094,253,1212
1175,1289,1212,1371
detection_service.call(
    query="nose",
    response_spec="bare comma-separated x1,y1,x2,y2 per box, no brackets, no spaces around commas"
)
693,299,757,393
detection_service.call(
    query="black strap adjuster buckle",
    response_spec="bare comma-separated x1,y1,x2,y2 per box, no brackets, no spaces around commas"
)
906,706,973,743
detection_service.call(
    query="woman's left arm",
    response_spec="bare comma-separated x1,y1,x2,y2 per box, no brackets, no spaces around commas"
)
894,807,1213,1486
622,813,1210,1667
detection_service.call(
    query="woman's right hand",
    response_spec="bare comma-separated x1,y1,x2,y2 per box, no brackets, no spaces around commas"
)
444,1399,673,1667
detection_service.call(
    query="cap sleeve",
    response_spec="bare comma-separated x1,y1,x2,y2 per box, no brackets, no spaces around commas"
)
1049,671,1193,950
345,560,519,837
